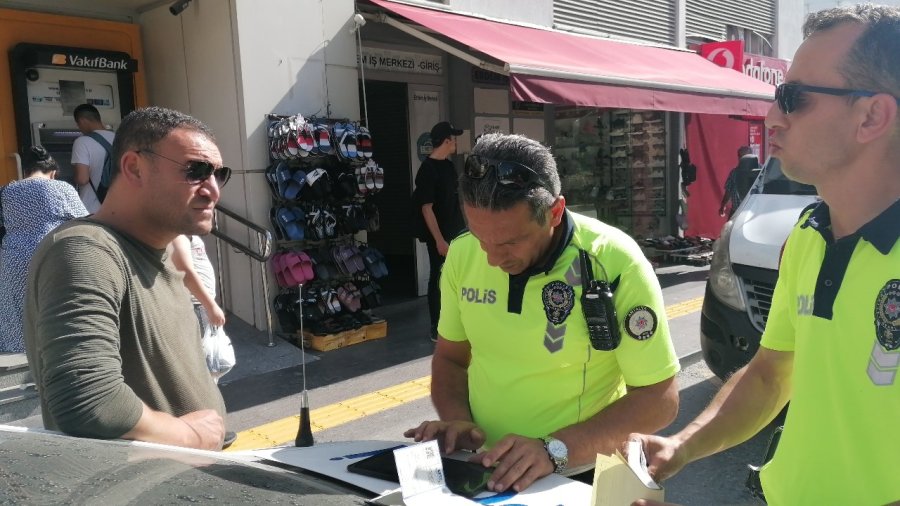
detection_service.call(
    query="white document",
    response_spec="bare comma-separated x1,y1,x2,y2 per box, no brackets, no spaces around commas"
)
591,441,664,506
393,441,475,505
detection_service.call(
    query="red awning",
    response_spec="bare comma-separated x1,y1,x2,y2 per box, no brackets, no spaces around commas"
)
369,0,775,116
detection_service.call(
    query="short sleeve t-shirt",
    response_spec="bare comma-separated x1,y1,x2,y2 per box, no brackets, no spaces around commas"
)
414,157,465,241
71,130,115,214
439,211,679,446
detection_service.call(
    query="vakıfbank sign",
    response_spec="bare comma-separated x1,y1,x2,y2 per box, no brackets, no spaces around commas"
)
37,49,138,72
360,47,442,75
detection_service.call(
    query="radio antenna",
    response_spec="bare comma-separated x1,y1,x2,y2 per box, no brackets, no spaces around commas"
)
295,283,314,447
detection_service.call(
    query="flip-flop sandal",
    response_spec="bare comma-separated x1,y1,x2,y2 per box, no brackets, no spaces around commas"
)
373,163,384,191
275,252,301,287
322,210,337,238
276,207,304,241
297,251,316,280
285,252,311,284
270,253,289,287
357,126,374,158
265,164,281,199
275,162,302,200
364,160,377,191
315,123,333,155
344,125,358,159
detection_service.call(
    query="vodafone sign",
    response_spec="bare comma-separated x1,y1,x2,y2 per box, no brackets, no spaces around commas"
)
699,41,790,86
743,54,789,86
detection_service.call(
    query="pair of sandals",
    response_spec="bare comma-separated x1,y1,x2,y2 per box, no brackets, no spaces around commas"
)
266,161,307,201
360,246,388,279
357,160,385,195
307,207,338,240
271,206,306,242
271,250,315,288
336,282,363,312
331,244,366,276
332,122,374,161
268,115,333,160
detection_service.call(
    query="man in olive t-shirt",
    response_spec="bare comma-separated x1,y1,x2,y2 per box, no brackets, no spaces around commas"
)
24,107,232,451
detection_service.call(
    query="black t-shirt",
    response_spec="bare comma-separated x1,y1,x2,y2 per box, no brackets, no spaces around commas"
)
414,157,465,242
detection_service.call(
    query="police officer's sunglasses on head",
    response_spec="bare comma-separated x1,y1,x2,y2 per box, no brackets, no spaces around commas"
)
775,82,900,115
137,149,232,187
464,154,541,189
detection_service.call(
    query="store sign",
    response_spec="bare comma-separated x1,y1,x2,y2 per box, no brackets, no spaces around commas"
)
699,41,743,72
699,42,788,86
37,49,138,72
743,54,788,86
360,47,442,75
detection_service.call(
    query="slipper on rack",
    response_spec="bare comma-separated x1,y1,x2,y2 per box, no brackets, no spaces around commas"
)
284,252,312,285
270,253,289,288
364,160,377,192
275,162,302,201
314,123,333,155
339,124,358,160
276,206,305,241
265,164,281,200
357,126,374,158
273,252,300,287
373,162,384,191
296,251,316,281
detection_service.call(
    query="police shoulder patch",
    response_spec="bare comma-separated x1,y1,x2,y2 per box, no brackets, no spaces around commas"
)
874,279,900,351
542,280,575,325
625,305,657,341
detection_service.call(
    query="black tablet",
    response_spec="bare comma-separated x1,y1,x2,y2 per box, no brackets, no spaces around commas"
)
346,449,492,498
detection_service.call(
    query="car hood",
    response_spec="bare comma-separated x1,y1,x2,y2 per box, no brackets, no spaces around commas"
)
729,194,820,271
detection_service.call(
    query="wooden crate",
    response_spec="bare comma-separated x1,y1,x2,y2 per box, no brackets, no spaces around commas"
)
300,321,387,352
365,320,388,340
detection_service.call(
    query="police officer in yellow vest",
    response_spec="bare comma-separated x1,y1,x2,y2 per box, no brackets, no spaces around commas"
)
630,5,900,506
404,133,680,493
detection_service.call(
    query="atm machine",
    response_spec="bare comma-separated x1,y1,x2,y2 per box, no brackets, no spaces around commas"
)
8,43,137,183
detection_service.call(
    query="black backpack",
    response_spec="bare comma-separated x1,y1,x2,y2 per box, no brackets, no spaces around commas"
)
86,132,113,203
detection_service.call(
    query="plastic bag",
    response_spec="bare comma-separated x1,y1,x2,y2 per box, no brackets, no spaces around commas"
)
202,324,235,381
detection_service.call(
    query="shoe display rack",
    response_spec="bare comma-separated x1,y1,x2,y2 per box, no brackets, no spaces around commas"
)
265,113,389,351
553,107,668,238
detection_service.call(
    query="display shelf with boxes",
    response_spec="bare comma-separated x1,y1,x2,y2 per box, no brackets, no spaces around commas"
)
551,106,669,239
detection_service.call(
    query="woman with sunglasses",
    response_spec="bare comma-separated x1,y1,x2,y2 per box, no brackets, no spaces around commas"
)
0,146,87,353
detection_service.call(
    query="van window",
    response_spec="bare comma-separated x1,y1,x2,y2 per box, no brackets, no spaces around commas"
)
760,158,817,196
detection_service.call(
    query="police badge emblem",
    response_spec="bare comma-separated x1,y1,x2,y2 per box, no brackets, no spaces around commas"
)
874,279,900,351
542,281,575,325
625,305,657,340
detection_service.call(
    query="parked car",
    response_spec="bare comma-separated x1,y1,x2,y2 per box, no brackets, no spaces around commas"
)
701,157,819,380
0,425,365,505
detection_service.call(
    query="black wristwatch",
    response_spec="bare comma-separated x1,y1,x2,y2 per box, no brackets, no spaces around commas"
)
540,436,568,474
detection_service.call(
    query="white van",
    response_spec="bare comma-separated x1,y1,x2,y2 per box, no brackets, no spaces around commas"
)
701,157,820,379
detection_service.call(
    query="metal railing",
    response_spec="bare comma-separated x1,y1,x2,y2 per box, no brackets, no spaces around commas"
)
212,204,277,346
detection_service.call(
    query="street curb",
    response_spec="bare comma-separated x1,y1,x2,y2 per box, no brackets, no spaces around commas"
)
678,349,704,369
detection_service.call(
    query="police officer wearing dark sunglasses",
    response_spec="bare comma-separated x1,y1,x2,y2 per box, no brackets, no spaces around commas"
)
631,5,900,505
405,133,680,493
24,106,228,451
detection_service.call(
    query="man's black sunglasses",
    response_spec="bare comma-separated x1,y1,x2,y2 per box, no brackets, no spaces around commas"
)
464,154,541,189
775,82,900,115
138,149,231,187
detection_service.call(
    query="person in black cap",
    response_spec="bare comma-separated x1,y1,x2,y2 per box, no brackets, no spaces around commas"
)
413,121,467,342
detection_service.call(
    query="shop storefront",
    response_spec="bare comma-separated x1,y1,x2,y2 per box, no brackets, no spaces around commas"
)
360,0,774,253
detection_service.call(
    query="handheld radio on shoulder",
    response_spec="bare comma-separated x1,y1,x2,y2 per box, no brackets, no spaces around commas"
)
579,250,620,351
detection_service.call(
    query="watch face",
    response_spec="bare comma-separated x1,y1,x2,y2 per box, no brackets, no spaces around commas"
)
548,439,567,458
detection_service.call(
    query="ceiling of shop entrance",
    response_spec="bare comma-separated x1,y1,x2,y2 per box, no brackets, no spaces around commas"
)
0,0,170,22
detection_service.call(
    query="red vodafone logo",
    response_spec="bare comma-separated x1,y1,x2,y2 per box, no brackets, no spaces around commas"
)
706,47,736,69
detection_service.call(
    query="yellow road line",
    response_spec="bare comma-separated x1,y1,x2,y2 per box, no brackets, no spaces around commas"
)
226,296,704,452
